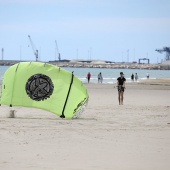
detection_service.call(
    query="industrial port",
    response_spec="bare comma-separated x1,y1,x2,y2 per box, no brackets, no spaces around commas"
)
1,36,170,70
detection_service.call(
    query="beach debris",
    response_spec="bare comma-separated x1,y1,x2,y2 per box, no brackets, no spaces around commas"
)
8,110,16,118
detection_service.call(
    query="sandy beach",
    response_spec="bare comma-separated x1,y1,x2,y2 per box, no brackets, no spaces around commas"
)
0,79,170,170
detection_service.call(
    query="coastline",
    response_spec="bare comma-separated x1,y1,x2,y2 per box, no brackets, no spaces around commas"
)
0,59,170,70
0,79,170,170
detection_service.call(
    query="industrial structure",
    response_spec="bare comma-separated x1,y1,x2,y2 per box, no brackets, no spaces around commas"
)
155,46,170,61
55,40,61,61
138,58,150,64
1,48,4,60
28,35,38,61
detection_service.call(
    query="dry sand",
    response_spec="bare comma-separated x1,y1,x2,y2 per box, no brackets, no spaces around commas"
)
0,79,170,170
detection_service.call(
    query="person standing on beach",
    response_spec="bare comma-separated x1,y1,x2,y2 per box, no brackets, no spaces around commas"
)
131,73,134,81
98,72,103,83
135,73,138,81
146,72,149,79
87,72,91,83
117,72,126,105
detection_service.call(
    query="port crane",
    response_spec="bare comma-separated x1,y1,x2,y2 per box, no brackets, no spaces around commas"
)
28,35,38,61
155,46,170,60
55,40,61,61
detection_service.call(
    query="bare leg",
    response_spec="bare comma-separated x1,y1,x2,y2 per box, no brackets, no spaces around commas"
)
120,91,124,105
118,91,121,105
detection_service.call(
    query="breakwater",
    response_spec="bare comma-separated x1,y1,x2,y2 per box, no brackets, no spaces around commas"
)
52,61,170,70
0,60,170,70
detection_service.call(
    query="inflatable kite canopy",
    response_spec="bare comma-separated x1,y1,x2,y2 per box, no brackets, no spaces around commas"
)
0,62,88,119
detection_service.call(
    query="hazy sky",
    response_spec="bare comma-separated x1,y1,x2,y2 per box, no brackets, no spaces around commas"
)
0,0,170,63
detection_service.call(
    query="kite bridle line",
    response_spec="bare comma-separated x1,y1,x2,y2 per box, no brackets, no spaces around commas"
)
60,71,74,118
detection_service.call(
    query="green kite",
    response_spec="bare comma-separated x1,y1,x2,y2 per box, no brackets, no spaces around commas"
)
0,62,88,119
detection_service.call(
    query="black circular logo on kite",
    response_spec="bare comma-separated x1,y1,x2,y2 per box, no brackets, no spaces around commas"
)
26,74,54,101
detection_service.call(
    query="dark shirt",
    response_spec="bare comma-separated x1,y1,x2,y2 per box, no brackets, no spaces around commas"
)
117,77,126,85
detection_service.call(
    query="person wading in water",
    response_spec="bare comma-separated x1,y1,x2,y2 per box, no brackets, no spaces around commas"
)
117,72,126,105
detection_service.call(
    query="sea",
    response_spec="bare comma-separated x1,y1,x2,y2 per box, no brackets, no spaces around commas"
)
0,66,170,84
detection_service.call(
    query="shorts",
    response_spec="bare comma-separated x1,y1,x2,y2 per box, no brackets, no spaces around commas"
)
118,85,125,92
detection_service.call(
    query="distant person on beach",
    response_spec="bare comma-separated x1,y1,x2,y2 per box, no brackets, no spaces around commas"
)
146,72,149,79
117,72,126,105
87,72,91,83
135,73,138,81
131,73,134,81
98,72,103,83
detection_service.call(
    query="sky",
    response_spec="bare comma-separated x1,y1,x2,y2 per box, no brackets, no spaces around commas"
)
0,0,170,63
